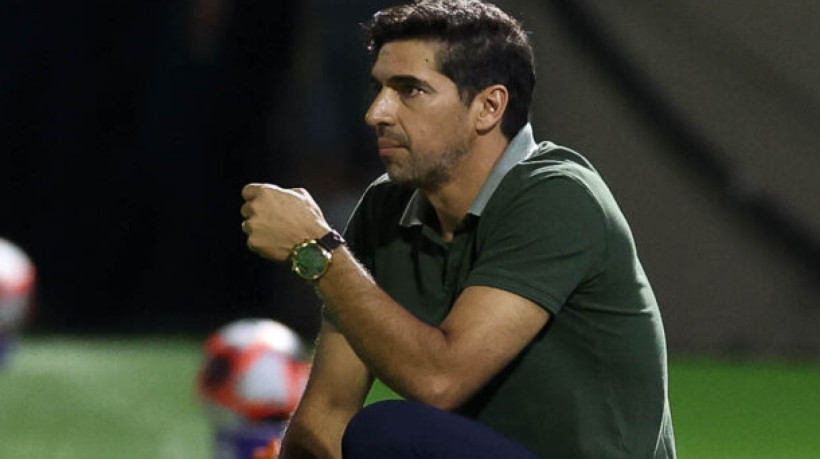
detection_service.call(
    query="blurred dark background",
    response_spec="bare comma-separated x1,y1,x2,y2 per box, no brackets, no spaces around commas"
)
1,0,819,357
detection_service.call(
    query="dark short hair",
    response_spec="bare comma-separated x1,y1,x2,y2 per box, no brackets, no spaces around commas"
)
364,0,535,139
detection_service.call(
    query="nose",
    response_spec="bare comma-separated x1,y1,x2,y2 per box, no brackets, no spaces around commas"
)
365,89,396,128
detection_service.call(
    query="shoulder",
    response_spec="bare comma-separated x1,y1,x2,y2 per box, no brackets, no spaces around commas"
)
476,142,621,248
517,142,601,188
487,142,604,212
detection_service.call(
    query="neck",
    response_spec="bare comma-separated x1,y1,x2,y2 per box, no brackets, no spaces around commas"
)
424,131,509,241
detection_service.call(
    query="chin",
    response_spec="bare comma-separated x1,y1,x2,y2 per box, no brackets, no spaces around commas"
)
386,171,411,186
384,170,415,188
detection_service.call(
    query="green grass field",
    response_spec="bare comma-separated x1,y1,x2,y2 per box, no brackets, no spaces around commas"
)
1,336,819,458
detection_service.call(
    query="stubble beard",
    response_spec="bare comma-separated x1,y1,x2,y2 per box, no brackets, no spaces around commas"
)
384,141,469,192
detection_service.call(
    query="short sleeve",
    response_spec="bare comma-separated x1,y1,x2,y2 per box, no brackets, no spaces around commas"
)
466,176,607,314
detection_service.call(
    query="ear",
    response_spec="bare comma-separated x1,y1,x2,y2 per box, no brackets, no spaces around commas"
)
473,85,509,134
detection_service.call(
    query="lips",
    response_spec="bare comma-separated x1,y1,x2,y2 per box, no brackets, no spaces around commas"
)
377,138,404,149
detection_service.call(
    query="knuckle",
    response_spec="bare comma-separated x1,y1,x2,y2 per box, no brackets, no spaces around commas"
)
242,184,255,198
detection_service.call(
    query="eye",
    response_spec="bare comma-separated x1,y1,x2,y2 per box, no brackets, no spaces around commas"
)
398,85,425,98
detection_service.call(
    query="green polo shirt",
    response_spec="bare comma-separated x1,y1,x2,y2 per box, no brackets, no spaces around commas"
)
338,124,676,458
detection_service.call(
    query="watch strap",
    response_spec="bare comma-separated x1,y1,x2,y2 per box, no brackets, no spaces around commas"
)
316,229,345,252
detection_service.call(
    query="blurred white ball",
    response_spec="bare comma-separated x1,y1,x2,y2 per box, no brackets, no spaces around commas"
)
0,237,35,332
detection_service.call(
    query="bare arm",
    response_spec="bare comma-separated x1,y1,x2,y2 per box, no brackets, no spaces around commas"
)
279,320,373,459
316,247,549,410
241,183,549,411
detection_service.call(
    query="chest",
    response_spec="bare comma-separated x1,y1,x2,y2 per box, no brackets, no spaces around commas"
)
371,226,478,326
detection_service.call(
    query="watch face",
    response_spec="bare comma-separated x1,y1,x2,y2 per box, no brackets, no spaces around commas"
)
292,242,331,280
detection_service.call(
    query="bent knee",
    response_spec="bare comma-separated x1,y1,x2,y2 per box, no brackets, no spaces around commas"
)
342,400,419,458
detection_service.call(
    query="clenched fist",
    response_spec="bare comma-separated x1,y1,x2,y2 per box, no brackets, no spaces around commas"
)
240,183,332,261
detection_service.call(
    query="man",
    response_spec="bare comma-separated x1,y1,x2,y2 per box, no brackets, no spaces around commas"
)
240,0,677,457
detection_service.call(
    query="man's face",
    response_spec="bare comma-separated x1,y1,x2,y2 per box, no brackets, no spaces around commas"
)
366,40,476,191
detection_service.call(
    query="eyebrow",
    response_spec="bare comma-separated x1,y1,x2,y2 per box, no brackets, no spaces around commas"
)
371,75,435,93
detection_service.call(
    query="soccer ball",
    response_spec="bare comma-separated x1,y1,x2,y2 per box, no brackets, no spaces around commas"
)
198,319,311,421
0,237,35,333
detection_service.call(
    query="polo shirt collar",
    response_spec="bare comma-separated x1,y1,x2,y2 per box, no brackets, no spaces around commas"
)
399,123,538,227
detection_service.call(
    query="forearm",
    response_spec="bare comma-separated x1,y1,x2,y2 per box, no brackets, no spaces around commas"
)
316,246,456,407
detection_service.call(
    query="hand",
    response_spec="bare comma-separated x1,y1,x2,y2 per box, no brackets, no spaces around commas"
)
241,183,331,261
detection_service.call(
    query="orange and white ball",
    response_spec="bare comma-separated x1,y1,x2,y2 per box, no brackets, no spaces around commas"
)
198,319,311,421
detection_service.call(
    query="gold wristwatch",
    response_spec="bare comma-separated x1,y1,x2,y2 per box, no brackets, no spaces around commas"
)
289,229,345,281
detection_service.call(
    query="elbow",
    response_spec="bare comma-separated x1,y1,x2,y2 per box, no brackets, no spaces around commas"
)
415,374,473,411
426,395,464,412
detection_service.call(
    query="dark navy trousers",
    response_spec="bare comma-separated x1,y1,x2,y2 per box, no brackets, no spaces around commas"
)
342,400,541,459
